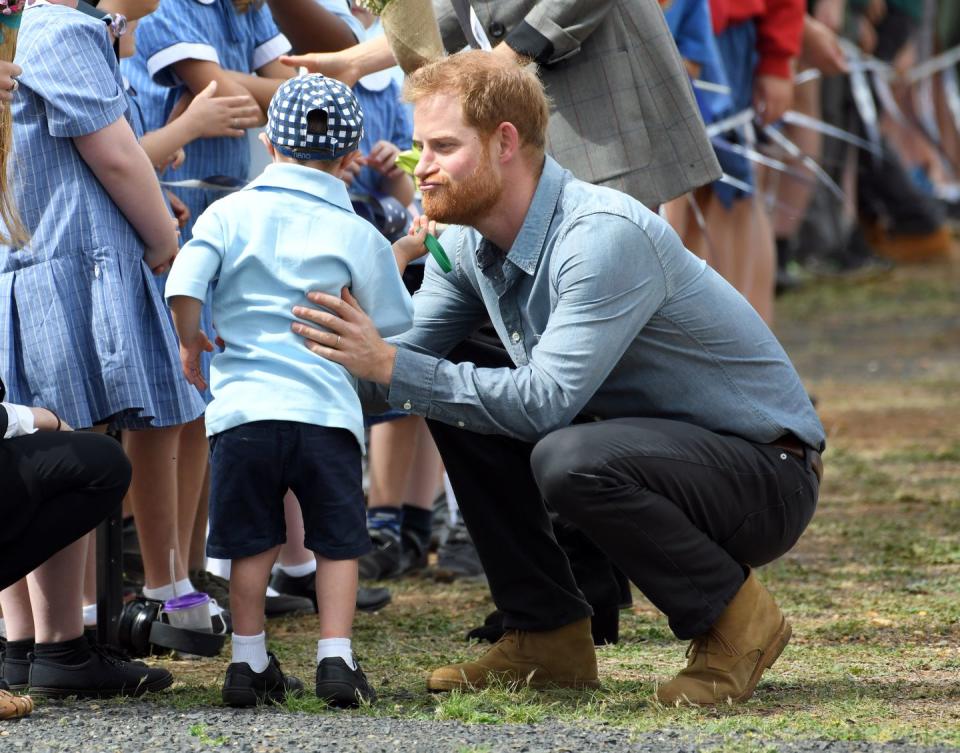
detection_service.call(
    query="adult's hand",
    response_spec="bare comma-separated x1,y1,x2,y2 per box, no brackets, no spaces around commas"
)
280,52,361,86
0,61,22,104
292,287,397,385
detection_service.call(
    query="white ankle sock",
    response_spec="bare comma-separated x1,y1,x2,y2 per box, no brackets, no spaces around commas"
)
317,638,355,670
232,632,269,673
82,603,97,627
277,560,316,578
143,578,195,603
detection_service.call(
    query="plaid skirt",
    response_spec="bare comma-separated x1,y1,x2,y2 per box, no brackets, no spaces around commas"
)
0,245,206,430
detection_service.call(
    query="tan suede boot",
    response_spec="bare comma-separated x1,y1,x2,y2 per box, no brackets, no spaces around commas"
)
426,617,599,692
655,572,791,706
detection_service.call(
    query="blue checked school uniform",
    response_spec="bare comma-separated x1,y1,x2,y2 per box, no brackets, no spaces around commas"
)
0,4,205,431
164,163,414,560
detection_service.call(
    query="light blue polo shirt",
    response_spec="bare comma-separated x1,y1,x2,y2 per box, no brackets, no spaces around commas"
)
165,163,414,447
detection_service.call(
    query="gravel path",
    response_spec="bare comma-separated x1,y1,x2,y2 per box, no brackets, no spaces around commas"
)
1,703,956,753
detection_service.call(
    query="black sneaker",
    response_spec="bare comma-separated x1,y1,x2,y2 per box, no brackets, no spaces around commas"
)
315,657,376,708
28,643,173,698
358,528,403,580
269,571,391,614
433,520,485,583
264,592,315,618
222,653,303,708
0,642,29,692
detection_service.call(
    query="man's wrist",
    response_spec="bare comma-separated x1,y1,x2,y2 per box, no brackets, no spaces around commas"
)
377,343,398,385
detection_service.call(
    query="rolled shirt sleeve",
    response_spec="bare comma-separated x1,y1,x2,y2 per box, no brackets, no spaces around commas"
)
1,403,37,439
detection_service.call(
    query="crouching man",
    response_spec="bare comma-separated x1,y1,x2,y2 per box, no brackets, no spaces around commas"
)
291,51,824,705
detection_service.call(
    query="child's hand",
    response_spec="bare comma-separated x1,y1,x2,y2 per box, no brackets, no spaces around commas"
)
393,215,436,266
181,80,261,139
179,332,215,392
367,140,404,179
167,190,191,229
338,150,365,189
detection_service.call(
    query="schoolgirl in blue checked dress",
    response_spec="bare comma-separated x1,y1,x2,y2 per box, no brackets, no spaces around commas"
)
0,2,204,433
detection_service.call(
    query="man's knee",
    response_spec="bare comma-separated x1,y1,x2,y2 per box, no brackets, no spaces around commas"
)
530,427,594,515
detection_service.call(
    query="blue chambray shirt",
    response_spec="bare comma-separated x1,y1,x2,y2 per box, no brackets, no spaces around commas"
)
165,163,414,448
375,157,825,451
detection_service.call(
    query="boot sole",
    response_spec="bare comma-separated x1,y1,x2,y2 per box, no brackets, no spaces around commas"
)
29,672,174,699
732,616,792,704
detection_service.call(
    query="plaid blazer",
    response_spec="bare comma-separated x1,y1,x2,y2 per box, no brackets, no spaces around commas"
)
434,0,722,206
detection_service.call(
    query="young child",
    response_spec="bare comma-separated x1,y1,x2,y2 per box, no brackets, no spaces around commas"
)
166,75,424,708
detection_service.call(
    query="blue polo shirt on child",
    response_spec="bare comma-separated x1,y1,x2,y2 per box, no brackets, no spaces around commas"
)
165,162,414,448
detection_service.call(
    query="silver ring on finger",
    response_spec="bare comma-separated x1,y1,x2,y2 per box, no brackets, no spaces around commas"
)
336,335,342,348
9,78,18,92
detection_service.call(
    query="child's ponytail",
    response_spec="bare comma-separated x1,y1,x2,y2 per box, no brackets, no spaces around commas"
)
0,20,28,249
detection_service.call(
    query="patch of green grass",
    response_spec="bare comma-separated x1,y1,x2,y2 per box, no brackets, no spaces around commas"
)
189,722,228,746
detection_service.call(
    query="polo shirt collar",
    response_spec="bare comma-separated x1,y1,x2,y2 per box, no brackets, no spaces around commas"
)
503,156,565,276
244,162,354,213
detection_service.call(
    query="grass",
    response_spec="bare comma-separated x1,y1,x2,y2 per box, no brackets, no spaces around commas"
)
135,259,960,746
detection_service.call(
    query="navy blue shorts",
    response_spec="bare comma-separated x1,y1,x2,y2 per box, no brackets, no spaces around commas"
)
207,421,370,561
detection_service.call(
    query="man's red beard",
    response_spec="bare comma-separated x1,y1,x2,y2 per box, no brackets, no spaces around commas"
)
421,146,502,226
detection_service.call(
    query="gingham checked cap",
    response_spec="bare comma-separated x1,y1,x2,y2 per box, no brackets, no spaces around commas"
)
266,74,364,161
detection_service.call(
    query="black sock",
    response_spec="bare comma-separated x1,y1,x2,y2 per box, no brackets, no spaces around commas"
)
33,635,91,666
3,638,34,662
401,504,433,550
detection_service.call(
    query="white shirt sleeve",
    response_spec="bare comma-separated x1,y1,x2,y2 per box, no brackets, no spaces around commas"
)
2,403,37,439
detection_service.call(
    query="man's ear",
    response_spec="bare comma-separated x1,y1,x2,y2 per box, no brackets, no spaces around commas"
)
495,122,521,164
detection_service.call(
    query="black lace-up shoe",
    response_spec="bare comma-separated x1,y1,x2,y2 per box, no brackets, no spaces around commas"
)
315,657,376,708
29,643,173,698
269,570,391,614
221,653,304,708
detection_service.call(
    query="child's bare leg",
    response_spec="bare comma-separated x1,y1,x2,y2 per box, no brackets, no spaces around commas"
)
123,426,187,589
176,417,209,566
315,555,357,640
278,490,313,568
0,579,34,641
230,546,280,638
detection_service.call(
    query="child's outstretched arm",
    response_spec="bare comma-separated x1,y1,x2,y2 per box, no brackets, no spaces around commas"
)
174,60,270,126
168,295,214,391
73,116,179,273
392,215,435,276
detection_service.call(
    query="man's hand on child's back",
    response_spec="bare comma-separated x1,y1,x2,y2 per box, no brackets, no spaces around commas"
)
179,333,215,392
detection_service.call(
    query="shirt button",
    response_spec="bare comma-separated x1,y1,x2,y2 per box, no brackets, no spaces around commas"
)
511,331,521,343
488,21,505,38
403,401,412,410
457,421,465,428
780,453,788,460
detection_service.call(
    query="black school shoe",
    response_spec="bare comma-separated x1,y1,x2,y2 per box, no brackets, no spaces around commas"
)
315,657,376,708
29,642,173,698
269,571,392,614
222,654,303,708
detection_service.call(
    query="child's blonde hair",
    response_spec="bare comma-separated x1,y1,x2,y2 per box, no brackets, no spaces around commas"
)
0,25,27,248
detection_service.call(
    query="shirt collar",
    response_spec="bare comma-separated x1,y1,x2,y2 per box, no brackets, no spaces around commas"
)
244,162,354,213
503,156,565,276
